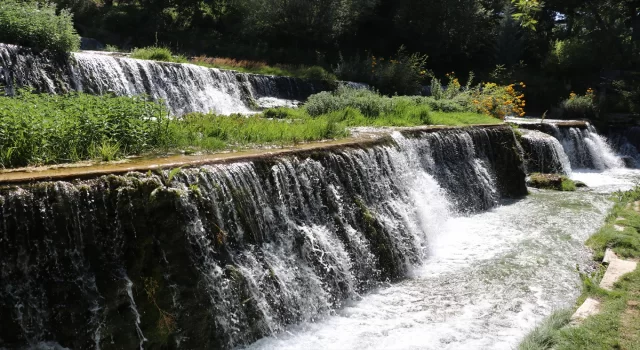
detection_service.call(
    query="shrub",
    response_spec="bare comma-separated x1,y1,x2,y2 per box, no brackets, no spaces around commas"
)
560,89,597,119
297,66,337,82
470,82,527,119
130,47,187,63
103,44,121,52
334,47,428,96
427,72,526,119
0,0,80,53
304,86,392,117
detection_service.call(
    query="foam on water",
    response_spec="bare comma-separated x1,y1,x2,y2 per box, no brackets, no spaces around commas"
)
243,170,639,350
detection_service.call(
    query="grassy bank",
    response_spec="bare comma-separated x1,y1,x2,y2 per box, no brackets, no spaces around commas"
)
519,187,640,350
0,88,500,169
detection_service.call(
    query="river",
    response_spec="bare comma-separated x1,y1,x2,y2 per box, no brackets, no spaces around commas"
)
244,168,640,350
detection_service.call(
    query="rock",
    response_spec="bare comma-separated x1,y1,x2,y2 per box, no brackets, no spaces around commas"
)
570,298,601,325
614,225,625,232
575,180,588,188
603,248,619,263
527,173,576,191
600,258,638,291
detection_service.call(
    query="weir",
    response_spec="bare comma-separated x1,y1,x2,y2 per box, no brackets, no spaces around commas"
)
508,118,629,171
0,44,333,115
0,125,526,349
1,43,639,348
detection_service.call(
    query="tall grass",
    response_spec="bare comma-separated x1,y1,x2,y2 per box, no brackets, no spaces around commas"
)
168,113,347,151
0,89,169,168
0,0,80,53
518,309,573,350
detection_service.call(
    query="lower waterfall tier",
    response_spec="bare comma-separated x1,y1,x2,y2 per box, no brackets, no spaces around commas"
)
0,126,526,349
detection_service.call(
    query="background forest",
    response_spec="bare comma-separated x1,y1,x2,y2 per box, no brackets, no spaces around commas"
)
6,0,640,115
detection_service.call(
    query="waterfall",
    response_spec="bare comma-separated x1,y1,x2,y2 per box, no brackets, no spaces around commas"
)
551,125,624,170
0,43,333,116
520,130,572,175
0,126,526,349
510,121,625,171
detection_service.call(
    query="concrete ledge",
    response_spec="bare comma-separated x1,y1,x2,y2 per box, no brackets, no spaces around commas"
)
505,116,590,129
0,124,508,186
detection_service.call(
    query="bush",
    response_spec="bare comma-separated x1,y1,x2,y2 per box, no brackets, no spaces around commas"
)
560,89,598,119
0,89,170,168
130,47,187,63
305,86,393,117
296,66,337,82
427,72,526,119
0,0,80,53
334,47,428,96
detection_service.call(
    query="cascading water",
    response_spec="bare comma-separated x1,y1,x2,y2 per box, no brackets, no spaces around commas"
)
549,124,624,170
0,126,526,349
520,129,572,175
0,43,333,115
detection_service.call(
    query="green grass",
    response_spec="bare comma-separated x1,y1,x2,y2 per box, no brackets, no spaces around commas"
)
168,113,348,152
519,186,640,350
430,111,500,125
519,309,573,350
130,46,188,63
587,187,640,259
552,269,640,350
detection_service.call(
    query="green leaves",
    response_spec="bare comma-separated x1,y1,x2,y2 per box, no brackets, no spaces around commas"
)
511,0,544,31
0,0,80,53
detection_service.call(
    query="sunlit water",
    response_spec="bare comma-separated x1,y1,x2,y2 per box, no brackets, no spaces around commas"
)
243,169,640,350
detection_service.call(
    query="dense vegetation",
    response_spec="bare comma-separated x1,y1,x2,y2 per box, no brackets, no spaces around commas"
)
519,186,640,350
0,0,79,54
0,89,169,167
39,0,640,115
0,88,498,168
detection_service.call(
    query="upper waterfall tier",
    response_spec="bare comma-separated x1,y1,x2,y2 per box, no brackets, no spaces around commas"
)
0,125,526,350
0,44,334,115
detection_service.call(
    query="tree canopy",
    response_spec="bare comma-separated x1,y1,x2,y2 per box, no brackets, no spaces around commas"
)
47,0,640,111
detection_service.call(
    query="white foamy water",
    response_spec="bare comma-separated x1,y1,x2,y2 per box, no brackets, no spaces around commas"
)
242,170,640,350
